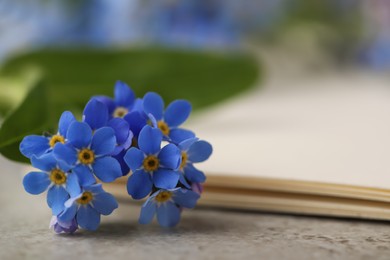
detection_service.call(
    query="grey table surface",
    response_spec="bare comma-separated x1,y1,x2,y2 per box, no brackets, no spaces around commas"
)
1,156,390,260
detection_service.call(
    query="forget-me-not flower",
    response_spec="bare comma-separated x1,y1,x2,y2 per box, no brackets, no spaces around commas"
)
177,138,212,186
53,121,122,186
94,81,143,119
139,188,200,227
124,110,149,141
23,153,81,215
58,184,118,231
19,80,212,232
83,99,133,155
50,215,78,234
191,182,204,195
113,110,150,175
106,117,133,155
143,92,195,144
124,125,181,200
20,111,76,159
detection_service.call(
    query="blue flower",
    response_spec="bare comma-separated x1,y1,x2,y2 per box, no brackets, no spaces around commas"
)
94,81,142,119
58,184,118,231
22,153,81,215
107,117,133,155
124,125,181,200
50,216,78,234
83,99,134,155
191,182,204,195
143,92,195,144
53,121,122,186
123,110,149,139
83,98,109,131
114,111,150,176
20,111,76,159
139,188,200,227
177,138,212,186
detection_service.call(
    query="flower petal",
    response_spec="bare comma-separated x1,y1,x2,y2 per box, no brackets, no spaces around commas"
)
121,129,134,152
143,92,164,121
187,140,213,163
179,174,191,189
91,127,116,156
184,164,206,183
92,192,118,215
84,183,104,194
53,217,78,234
108,118,133,155
156,202,181,227
53,143,78,166
164,100,192,127
169,128,195,144
124,147,144,172
83,99,109,130
58,111,76,137
94,95,116,115
57,160,72,173
127,170,153,199
19,135,50,159
148,113,157,128
178,137,198,151
107,118,130,145
92,157,122,182
158,143,181,170
77,205,101,231
73,165,96,186
138,125,162,155
66,173,81,198
47,186,69,215
124,111,147,137
67,122,92,149
139,199,156,225
58,203,78,222
23,171,50,195
172,189,200,209
31,153,57,172
191,183,203,195
153,169,180,190
132,98,144,112
114,81,135,108
114,150,130,176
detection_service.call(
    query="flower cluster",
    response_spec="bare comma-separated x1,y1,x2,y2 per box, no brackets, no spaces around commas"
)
20,81,212,233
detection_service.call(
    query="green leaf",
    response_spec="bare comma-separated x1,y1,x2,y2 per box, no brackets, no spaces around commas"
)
0,48,260,164
0,80,49,163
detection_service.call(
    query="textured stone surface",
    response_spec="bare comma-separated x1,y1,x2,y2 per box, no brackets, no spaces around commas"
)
1,156,390,260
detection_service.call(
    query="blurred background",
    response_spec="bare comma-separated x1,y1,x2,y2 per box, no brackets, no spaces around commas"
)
1,0,390,68
0,0,390,166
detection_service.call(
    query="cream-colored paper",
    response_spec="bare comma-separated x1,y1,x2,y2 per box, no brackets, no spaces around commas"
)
188,72,390,189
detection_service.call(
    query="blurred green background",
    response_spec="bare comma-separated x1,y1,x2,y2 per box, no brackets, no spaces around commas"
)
0,48,259,162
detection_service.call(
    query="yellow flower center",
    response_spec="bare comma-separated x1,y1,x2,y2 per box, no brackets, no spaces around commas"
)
49,135,65,148
49,169,67,185
78,149,95,165
157,121,170,136
155,191,172,203
113,107,129,118
143,155,159,172
76,191,93,205
180,151,188,170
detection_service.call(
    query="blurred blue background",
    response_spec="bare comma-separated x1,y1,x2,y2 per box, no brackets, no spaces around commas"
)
2,0,388,68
